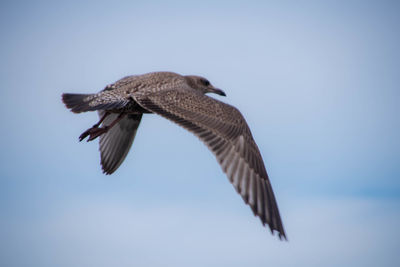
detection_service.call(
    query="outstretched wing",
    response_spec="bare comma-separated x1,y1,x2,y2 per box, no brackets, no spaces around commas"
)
98,111,142,174
135,90,286,239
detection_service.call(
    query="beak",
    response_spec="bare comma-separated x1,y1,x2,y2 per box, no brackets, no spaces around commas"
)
210,88,226,96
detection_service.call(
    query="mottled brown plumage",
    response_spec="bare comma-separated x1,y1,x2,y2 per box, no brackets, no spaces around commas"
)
62,71,286,239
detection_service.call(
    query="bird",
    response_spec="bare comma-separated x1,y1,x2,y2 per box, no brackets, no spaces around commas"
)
62,71,286,239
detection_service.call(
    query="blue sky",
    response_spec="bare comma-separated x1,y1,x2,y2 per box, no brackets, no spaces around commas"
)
0,0,399,266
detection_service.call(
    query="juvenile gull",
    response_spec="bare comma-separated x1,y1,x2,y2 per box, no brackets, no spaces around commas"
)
62,71,286,239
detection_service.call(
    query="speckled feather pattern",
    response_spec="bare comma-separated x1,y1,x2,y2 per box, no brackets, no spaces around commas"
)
62,71,286,239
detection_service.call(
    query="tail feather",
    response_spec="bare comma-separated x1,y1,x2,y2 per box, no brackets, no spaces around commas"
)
62,92,129,113
62,93,95,113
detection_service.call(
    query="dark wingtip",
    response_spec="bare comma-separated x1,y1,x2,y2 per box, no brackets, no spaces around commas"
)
102,167,115,175
278,231,288,241
101,160,117,175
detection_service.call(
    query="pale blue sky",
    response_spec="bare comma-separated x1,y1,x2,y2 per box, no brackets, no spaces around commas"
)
0,1,399,266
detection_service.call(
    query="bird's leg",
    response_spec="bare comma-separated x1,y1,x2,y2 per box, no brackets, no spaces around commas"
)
79,112,110,141
93,112,110,128
79,113,126,142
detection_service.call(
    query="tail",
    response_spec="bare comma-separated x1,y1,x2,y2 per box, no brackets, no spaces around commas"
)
63,92,129,113
62,93,97,113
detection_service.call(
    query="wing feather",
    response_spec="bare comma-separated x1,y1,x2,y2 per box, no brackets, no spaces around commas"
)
98,111,142,174
135,90,286,239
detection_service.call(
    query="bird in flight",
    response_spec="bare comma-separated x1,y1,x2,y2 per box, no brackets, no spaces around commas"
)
62,71,286,239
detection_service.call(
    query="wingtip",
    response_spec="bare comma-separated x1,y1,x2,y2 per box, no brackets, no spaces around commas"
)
274,227,287,241
102,167,114,175
266,217,287,241
278,231,288,241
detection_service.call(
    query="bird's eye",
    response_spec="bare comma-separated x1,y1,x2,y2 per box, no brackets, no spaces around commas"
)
202,79,210,86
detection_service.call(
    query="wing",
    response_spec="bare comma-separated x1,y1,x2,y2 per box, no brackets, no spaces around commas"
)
98,111,142,174
135,90,286,239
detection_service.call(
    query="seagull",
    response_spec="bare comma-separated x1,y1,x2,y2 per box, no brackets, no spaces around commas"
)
62,71,286,239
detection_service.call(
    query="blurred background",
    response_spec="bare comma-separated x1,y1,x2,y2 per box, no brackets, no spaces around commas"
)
0,0,399,266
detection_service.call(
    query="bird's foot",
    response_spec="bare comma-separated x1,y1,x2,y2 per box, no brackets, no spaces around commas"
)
79,126,109,142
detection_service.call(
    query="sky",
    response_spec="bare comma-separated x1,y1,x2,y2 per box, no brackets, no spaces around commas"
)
0,0,399,266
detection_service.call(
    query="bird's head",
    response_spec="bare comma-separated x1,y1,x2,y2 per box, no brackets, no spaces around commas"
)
184,75,226,96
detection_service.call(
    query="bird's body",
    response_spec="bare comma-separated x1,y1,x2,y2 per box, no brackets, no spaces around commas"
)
62,71,286,239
